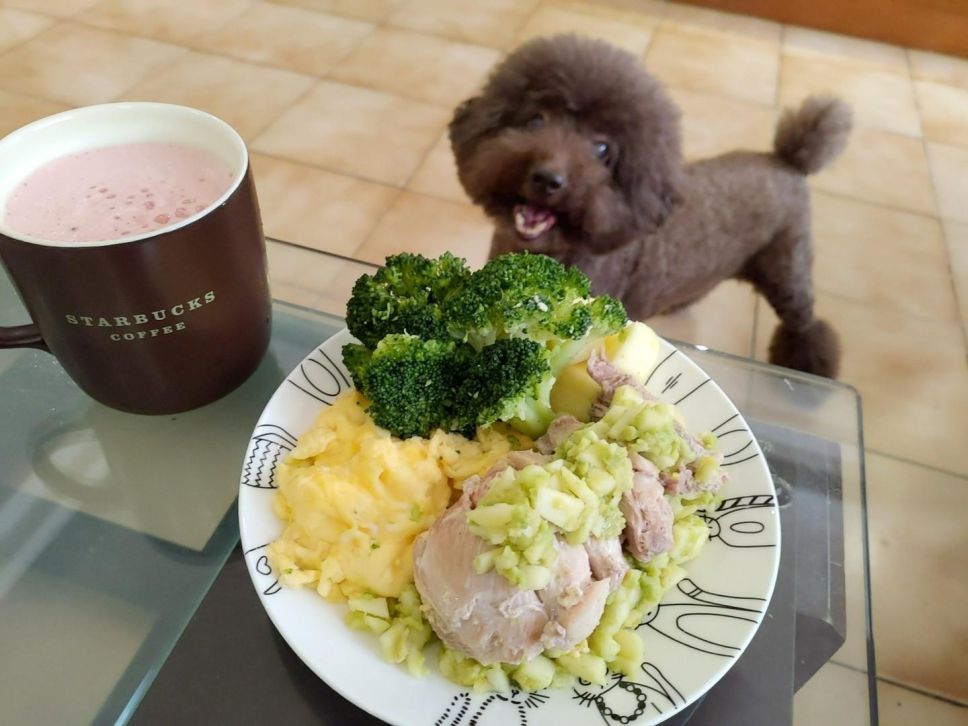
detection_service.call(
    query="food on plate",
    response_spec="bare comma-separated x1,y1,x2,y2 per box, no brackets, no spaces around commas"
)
342,251,628,438
268,391,526,601
269,252,728,692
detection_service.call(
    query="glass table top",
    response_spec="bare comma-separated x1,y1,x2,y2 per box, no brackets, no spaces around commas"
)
0,243,876,725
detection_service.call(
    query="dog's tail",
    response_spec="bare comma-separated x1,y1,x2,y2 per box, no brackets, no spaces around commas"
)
773,95,852,175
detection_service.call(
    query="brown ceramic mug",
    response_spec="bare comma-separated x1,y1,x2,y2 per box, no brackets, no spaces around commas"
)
0,102,272,414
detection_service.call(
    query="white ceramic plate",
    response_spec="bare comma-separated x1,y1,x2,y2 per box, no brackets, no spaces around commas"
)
238,328,780,726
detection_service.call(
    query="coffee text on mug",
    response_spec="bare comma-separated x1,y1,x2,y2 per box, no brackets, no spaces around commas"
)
63,290,216,341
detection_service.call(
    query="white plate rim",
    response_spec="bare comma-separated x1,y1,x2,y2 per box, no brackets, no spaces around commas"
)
238,327,780,726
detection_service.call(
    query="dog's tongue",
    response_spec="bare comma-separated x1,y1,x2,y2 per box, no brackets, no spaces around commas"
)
513,204,556,241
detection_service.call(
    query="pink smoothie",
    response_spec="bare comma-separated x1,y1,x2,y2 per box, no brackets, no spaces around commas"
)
2,142,235,243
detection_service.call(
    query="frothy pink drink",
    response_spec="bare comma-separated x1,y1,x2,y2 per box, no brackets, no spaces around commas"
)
2,142,235,243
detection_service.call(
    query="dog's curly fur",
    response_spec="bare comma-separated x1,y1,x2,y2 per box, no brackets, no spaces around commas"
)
450,35,851,378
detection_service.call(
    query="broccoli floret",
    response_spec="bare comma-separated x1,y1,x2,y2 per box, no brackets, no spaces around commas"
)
446,252,628,371
446,252,590,347
345,252,471,349
460,337,555,437
341,334,472,439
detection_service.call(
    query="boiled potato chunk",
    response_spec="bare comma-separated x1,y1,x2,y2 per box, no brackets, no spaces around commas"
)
550,360,602,422
602,321,660,384
550,322,661,421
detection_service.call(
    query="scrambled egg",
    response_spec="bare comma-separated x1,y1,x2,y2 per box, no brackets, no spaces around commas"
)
269,391,527,601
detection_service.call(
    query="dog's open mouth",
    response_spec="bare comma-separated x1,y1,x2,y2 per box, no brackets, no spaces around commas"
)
513,203,556,241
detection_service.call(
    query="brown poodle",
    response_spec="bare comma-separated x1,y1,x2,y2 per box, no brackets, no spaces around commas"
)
449,34,851,378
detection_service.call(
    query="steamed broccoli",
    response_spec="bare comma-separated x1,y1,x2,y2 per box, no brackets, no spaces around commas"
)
341,251,631,439
460,337,554,437
345,252,470,349
342,334,472,439
446,252,628,370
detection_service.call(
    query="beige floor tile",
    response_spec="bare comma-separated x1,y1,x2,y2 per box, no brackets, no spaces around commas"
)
879,681,968,725
779,53,920,137
79,0,249,45
810,126,936,216
312,256,378,317
646,279,756,356
662,2,780,43
0,0,99,16
265,0,403,23
252,81,448,186
0,88,67,137
195,3,373,77
0,23,182,105
811,191,957,321
355,191,492,268
120,51,313,141
926,142,968,224
407,132,470,204
0,8,52,53
784,26,908,74
866,452,968,701
668,86,776,160
250,153,398,255
909,49,968,91
542,0,665,27
916,81,968,149
329,27,498,108
943,221,968,325
755,293,968,474
388,0,539,49
266,238,331,299
645,25,778,106
514,6,654,56
792,663,870,725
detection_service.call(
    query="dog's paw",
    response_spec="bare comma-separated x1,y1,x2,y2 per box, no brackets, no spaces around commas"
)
768,319,840,378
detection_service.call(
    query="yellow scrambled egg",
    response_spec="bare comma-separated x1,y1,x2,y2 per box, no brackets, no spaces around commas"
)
268,390,527,601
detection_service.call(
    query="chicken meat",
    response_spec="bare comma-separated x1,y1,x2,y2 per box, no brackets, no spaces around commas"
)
413,454,614,665
621,454,674,563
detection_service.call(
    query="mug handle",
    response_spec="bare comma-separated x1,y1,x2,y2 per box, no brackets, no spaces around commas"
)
0,322,47,350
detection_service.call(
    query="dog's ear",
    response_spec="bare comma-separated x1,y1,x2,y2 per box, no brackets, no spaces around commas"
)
449,96,505,156
613,90,684,234
614,134,683,234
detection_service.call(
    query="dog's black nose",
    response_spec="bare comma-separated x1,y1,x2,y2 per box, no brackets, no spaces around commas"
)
530,167,567,196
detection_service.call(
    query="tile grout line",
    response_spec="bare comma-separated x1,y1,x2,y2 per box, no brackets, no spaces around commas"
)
876,674,968,709
865,447,968,481
829,658,968,709
904,51,968,354
0,12,58,62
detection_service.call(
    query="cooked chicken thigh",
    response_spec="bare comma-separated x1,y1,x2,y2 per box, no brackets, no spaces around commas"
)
621,455,674,562
583,536,629,592
414,455,613,665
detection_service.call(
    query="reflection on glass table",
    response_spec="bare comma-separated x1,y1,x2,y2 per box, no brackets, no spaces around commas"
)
0,244,876,725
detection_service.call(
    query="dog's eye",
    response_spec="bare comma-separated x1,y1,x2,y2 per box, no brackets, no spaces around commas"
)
525,113,545,130
592,140,610,160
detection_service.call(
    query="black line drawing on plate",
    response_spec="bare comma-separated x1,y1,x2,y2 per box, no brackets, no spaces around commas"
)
573,663,686,722
286,347,349,404
638,578,766,657
645,350,678,386
701,494,777,548
710,413,739,433
243,542,280,596
714,427,761,467
242,423,297,489
673,378,710,405
435,690,548,726
661,372,681,394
